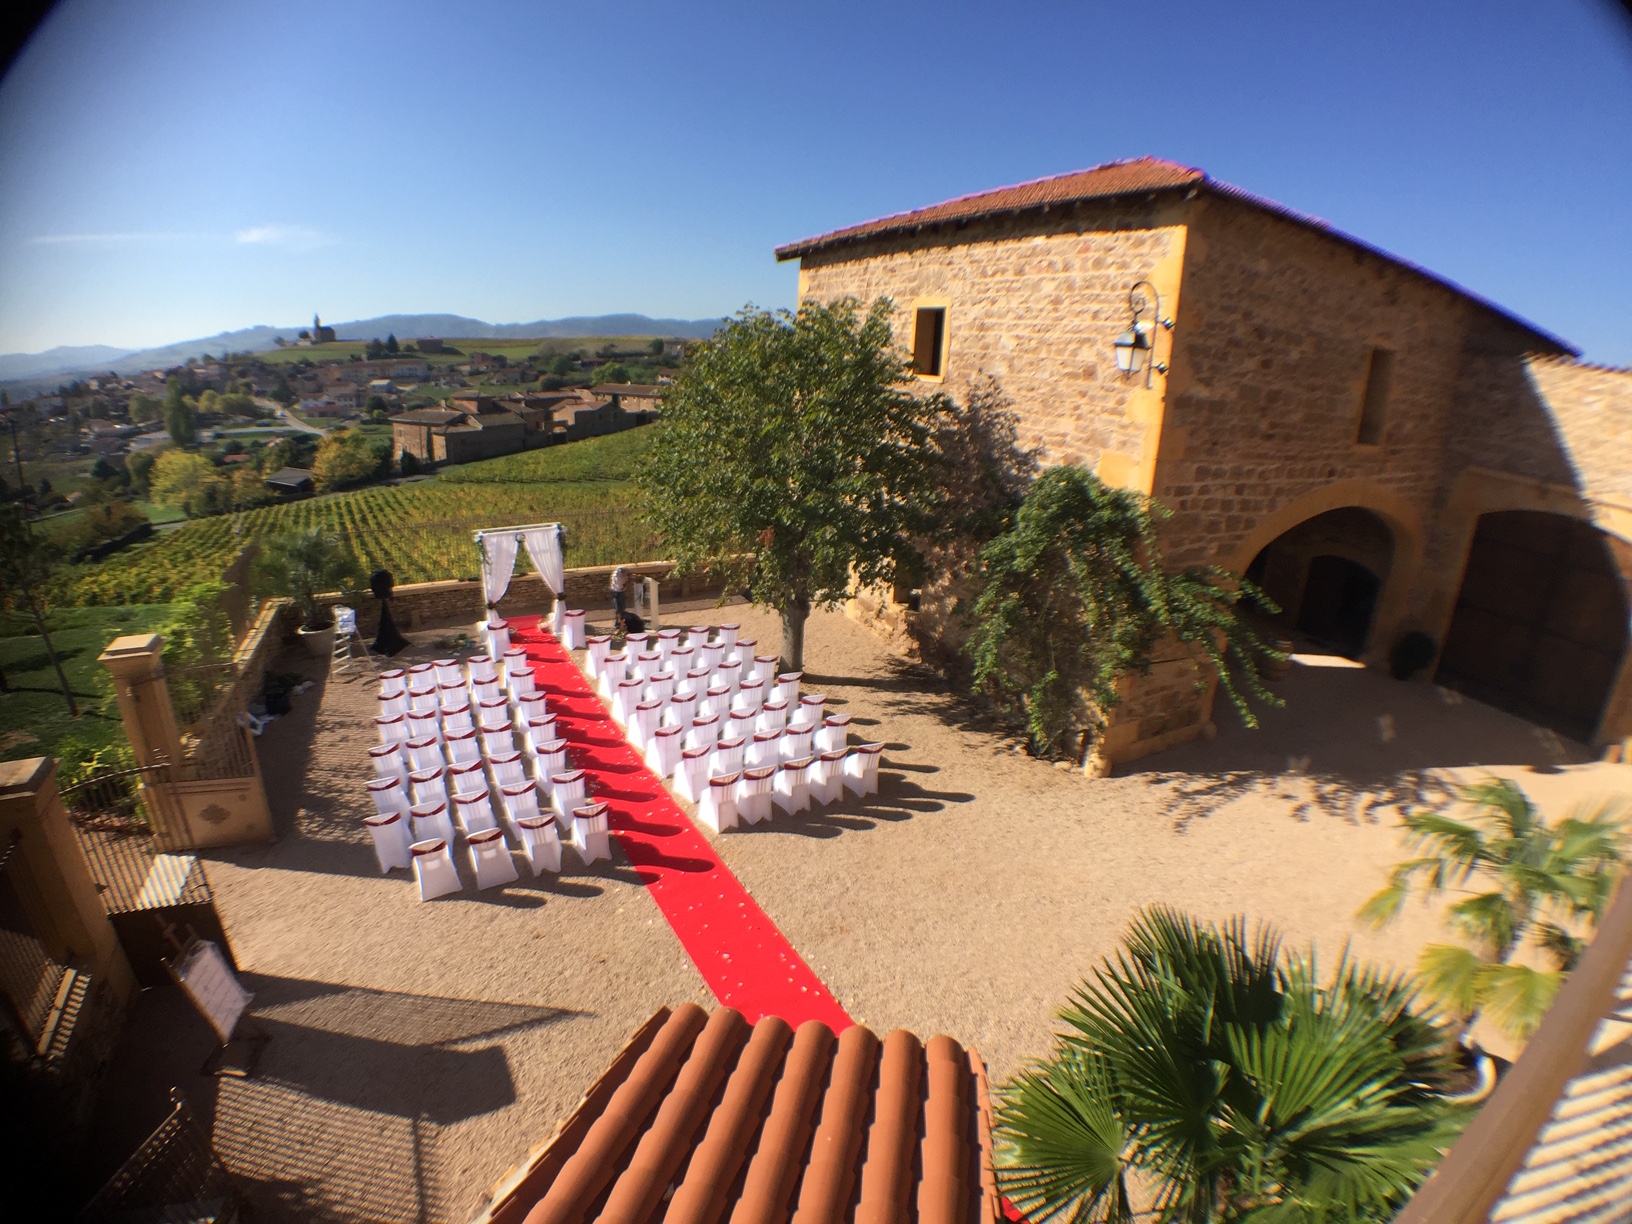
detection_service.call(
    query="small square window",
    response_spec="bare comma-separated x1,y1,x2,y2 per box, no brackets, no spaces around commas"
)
1356,347,1394,445
912,307,946,377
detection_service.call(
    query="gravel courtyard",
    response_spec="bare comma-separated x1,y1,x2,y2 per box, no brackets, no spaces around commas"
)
87,599,1632,1222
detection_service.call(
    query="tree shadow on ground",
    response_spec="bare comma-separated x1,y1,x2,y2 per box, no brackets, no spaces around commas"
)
807,656,1029,747
1118,657,1596,833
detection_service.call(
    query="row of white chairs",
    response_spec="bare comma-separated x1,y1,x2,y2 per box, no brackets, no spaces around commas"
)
692,744,884,833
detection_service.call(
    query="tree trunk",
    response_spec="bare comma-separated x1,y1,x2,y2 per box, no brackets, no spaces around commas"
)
780,597,811,673
30,601,78,718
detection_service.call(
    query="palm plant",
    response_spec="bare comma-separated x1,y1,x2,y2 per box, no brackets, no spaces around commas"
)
253,528,362,630
1360,778,1624,1041
996,908,1465,1223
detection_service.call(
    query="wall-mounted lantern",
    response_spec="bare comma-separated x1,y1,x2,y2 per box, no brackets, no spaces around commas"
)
1113,280,1174,389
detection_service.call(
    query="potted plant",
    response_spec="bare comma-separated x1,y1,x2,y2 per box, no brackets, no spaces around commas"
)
255,529,363,658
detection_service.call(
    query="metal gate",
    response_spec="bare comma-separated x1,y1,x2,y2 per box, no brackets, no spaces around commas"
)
62,765,236,986
76,1089,246,1223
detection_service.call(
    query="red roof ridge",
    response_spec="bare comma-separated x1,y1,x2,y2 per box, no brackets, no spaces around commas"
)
775,156,1202,261
774,156,1574,354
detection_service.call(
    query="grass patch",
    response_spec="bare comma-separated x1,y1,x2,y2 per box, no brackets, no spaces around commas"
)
0,604,175,765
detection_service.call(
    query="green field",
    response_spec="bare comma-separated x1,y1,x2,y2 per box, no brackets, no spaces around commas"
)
0,604,176,766
54,428,661,606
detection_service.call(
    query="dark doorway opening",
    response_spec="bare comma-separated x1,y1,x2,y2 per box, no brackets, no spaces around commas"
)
1243,507,1395,659
1436,511,1629,742
1295,555,1381,658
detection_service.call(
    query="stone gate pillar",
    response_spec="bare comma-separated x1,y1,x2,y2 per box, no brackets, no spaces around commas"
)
98,633,183,770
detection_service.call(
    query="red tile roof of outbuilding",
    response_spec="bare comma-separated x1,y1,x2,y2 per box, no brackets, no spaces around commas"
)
474,1004,1001,1224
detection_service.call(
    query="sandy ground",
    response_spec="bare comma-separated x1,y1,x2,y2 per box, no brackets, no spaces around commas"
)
84,600,1632,1222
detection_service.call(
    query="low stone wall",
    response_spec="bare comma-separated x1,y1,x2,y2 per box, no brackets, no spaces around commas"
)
317,561,740,635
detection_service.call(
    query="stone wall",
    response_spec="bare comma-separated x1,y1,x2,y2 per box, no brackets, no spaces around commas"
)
318,561,737,635
797,195,1190,483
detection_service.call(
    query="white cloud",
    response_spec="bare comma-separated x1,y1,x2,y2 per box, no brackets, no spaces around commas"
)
234,224,330,251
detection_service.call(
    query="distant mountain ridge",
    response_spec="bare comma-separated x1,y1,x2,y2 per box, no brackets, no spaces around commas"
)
0,312,727,386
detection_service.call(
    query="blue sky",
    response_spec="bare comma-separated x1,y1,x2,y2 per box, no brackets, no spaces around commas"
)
0,0,1629,362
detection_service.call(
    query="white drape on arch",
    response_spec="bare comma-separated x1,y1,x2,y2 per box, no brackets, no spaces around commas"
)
522,527,565,598
480,532,520,607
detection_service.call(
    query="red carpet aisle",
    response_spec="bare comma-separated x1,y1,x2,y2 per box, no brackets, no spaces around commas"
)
510,616,852,1030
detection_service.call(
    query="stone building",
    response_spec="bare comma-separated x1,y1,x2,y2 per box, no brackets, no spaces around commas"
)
392,404,526,464
776,157,1632,766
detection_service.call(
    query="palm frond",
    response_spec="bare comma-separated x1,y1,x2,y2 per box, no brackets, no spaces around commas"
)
1415,944,1485,1019
995,1052,1135,1223
1445,892,1518,957
1459,778,1536,839
1477,963,1564,1041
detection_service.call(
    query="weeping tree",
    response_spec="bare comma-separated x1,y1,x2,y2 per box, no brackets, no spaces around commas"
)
966,466,1278,762
1360,778,1624,1041
0,505,77,717
997,908,1467,1223
638,299,951,670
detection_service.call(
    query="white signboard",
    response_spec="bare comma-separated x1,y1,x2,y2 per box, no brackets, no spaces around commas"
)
173,939,251,1043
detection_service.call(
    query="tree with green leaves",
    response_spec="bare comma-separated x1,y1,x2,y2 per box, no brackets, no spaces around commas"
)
386,333,399,353
312,428,389,492
967,466,1278,762
0,506,78,716
1360,778,1623,1041
638,300,950,669
648,337,665,356
996,908,1466,1223
163,378,197,447
254,528,363,630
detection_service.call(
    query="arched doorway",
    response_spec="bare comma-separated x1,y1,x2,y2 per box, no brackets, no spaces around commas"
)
1243,507,1396,658
1436,510,1630,742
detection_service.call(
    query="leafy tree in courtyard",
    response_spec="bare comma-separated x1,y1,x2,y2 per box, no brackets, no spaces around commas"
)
0,506,78,716
254,529,363,630
638,300,950,669
1360,778,1624,1040
968,466,1278,762
996,908,1466,1223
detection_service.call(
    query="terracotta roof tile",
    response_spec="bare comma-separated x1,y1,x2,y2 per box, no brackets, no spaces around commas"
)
477,1005,999,1224
775,157,1202,260
774,156,1573,352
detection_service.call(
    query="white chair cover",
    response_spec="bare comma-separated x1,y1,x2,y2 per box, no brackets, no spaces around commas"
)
756,701,789,735
517,693,548,724
656,629,680,663
752,655,780,686
433,659,462,686
844,743,885,797
645,671,676,704
562,609,586,651
378,668,407,693
441,701,475,734
467,653,497,682
378,691,410,718
733,679,766,715
551,770,588,815
586,635,612,678
747,731,782,769
517,813,562,876
731,637,757,666
366,775,410,818
701,684,733,721
446,728,481,763
774,756,814,815
411,838,462,901
612,678,644,727
409,766,448,808
717,623,739,652
525,717,560,758
698,771,740,834
485,618,511,659
772,672,803,705
376,713,410,745
709,736,746,778
651,725,684,779
632,700,662,756
369,742,407,780
685,714,721,753
679,666,711,699
409,802,456,846
454,787,499,835
480,724,516,758
571,801,611,864
814,748,849,805
449,759,487,798
781,726,815,763
406,736,444,773
724,710,757,743
534,739,568,791
736,766,777,824
364,811,413,872
674,747,710,804
408,684,438,714
467,827,518,890
408,708,442,743
716,660,742,696
816,715,852,754
490,751,526,788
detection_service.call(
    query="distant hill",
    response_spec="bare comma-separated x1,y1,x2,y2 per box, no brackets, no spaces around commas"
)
0,312,727,391
0,344,136,381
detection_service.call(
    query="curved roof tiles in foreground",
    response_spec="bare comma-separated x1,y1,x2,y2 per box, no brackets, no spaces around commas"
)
775,156,1574,354
474,1004,1000,1224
